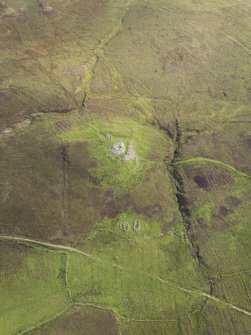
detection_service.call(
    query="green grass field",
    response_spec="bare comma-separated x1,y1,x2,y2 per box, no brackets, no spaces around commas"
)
0,241,70,335
0,0,251,334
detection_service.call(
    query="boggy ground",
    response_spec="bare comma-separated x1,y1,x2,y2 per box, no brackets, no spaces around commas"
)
0,0,251,334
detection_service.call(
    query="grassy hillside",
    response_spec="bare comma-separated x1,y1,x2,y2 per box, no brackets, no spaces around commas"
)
0,0,250,334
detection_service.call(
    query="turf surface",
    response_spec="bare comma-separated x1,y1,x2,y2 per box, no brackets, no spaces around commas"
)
0,0,251,334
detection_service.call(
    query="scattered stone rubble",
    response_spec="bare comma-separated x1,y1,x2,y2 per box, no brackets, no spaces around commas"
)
41,5,54,16
0,2,28,19
124,145,136,161
110,141,137,161
38,0,54,16
110,142,126,157
0,119,31,137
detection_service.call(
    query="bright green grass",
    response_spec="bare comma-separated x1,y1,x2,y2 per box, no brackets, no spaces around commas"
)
92,212,165,242
46,114,173,194
1,0,251,334
1,202,251,335
67,213,208,323
67,253,204,323
0,242,70,335
85,215,205,285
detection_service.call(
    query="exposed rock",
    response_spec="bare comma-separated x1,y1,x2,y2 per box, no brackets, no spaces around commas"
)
31,112,44,120
121,222,129,232
13,119,31,129
2,7,17,18
124,145,137,161
110,142,137,161
0,119,31,137
1,128,12,136
38,1,54,15
42,5,54,16
110,142,126,157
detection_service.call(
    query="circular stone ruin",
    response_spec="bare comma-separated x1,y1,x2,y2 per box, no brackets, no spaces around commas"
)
110,142,137,161
110,142,126,157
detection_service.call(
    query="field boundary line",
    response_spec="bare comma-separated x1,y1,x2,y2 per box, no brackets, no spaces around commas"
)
158,277,251,317
175,157,251,179
17,307,71,335
2,235,251,319
74,302,126,321
0,235,97,260
65,253,73,303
